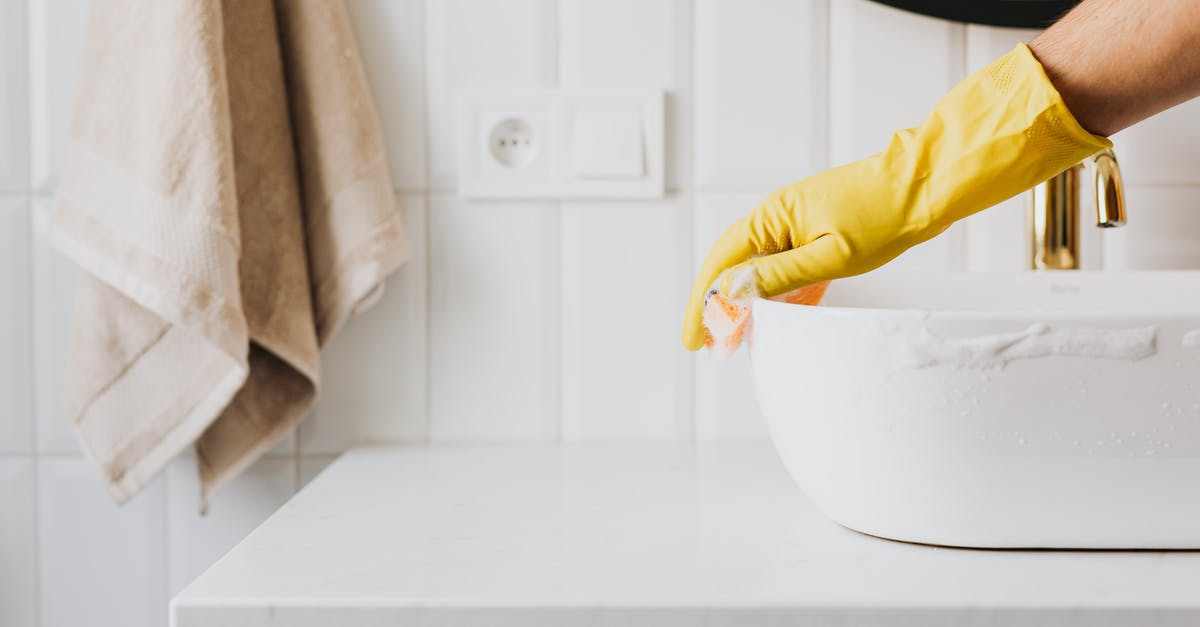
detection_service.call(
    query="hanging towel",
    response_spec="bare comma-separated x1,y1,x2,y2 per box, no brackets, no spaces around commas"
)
53,0,407,507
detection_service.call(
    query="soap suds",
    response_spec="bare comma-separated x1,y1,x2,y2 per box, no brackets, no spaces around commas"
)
891,322,1157,369
1182,330,1200,349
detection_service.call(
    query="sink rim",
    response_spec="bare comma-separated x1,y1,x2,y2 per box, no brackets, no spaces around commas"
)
758,270,1200,318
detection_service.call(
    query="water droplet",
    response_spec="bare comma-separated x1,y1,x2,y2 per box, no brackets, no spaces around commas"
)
1072,440,1080,446
1115,437,1123,444
1146,449,1157,456
1017,438,1027,445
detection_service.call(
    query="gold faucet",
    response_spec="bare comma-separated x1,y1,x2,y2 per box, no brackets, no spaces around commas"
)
1029,148,1127,270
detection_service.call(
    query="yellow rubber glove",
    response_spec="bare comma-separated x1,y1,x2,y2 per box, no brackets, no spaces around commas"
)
682,43,1111,351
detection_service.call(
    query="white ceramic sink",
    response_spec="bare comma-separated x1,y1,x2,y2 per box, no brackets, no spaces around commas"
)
751,271,1200,549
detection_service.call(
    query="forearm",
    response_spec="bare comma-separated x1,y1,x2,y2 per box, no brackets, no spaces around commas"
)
1030,0,1200,137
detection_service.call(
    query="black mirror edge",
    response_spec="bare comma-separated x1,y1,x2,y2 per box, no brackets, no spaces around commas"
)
867,0,1082,29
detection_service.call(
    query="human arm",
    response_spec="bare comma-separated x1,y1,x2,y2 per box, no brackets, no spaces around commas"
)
682,0,1200,352
1031,0,1200,136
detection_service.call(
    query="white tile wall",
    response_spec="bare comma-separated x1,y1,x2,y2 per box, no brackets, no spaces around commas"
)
560,197,692,439
31,198,79,454
0,1,28,191
298,456,338,489
830,0,965,165
425,0,557,190
693,192,770,438
962,25,1042,272
559,0,692,189
28,0,91,192
305,194,429,452
1103,187,1200,270
0,459,36,627
345,0,428,192
830,0,966,272
38,459,166,627
0,199,32,453
165,457,296,595
428,194,561,439
694,0,828,190
7,2,1200,625
1113,100,1200,186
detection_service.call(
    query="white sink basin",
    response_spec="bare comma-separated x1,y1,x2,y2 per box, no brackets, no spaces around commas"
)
751,272,1200,549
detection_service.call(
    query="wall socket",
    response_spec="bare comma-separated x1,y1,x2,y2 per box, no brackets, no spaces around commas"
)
488,117,538,169
458,87,664,199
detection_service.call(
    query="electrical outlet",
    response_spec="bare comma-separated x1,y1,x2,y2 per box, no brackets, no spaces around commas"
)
487,117,538,169
458,87,663,199
474,106,549,178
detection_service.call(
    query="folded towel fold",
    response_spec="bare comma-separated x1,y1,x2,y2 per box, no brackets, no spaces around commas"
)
53,0,406,508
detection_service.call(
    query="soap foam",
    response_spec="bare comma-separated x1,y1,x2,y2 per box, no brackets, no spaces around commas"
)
890,321,1157,370
1182,329,1200,349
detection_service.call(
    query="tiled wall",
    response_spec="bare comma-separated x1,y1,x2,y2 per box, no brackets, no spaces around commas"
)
4,1,1200,625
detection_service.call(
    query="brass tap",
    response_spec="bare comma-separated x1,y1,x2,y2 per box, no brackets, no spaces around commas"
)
1029,148,1126,270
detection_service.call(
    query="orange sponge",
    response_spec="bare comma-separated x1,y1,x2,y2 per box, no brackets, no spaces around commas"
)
702,281,829,359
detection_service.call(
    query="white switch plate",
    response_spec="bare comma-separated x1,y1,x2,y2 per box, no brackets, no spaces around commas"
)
458,87,664,199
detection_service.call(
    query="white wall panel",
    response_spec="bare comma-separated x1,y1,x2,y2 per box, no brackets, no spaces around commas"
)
1113,100,1200,186
694,0,828,190
963,25,1042,272
29,0,91,192
965,24,1040,68
166,457,295,595
425,0,556,190
298,456,338,489
345,0,428,192
963,195,1029,272
428,195,560,440
0,1,28,191
829,0,966,273
559,0,691,189
1101,186,1200,270
695,351,766,439
39,458,166,627
32,199,79,453
830,0,965,165
0,459,36,627
0,200,32,453
560,197,691,439
693,193,770,438
305,194,429,453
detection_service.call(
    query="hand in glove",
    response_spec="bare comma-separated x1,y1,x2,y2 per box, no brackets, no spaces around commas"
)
682,43,1110,351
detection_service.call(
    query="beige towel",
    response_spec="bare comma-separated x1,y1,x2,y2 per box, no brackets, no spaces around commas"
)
53,0,407,507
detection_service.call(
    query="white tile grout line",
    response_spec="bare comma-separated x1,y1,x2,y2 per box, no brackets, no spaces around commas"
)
545,0,563,443
21,4,43,594
683,0,698,442
418,0,433,445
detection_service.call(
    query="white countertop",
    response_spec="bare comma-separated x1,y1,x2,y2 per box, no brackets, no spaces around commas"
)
171,442,1200,626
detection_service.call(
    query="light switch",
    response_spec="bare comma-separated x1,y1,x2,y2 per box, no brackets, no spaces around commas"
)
569,108,644,178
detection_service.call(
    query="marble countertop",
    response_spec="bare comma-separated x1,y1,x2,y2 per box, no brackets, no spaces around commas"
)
171,442,1200,626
